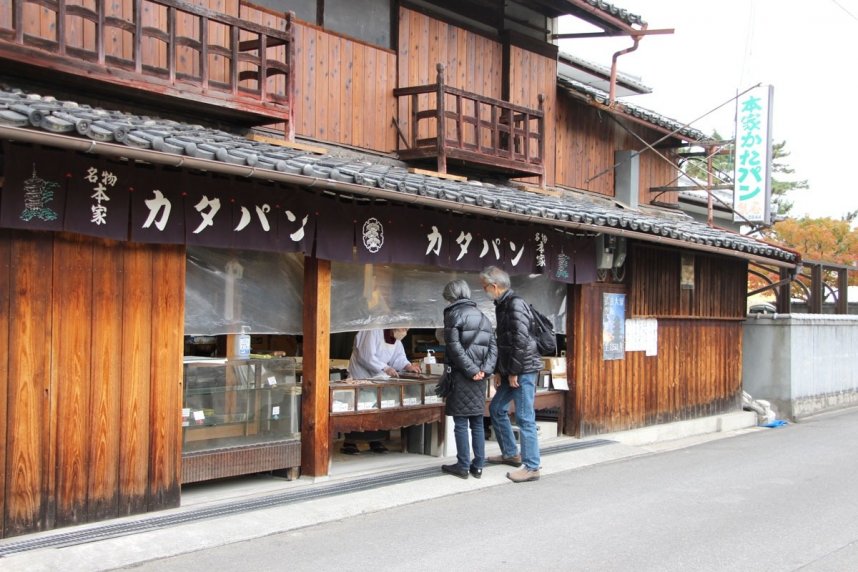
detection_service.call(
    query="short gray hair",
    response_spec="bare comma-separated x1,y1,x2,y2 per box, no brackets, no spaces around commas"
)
479,266,510,289
443,279,471,302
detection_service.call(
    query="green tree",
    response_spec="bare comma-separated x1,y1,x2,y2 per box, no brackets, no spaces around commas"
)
681,132,808,219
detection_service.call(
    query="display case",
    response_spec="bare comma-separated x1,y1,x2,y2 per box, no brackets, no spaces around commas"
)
329,376,441,415
181,357,302,483
328,375,447,439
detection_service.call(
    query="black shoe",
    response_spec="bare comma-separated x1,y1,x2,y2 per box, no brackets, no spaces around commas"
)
369,441,389,454
469,466,482,479
441,464,469,479
340,443,360,455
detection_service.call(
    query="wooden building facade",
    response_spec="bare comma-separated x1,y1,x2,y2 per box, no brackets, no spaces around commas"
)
0,0,798,537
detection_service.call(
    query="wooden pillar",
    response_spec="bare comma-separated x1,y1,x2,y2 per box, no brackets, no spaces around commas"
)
836,268,849,315
285,11,296,142
301,256,331,476
810,264,823,314
435,63,447,174
776,267,792,314
537,93,546,188
565,282,580,437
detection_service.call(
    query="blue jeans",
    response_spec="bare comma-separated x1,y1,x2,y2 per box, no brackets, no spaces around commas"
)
489,371,540,470
453,415,486,470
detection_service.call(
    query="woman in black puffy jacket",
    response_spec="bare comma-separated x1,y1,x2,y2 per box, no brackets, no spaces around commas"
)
440,279,498,479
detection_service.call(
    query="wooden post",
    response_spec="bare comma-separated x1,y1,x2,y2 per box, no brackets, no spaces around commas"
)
301,256,331,476
836,268,849,314
537,94,546,187
506,107,514,160
435,63,447,174
565,282,579,437
776,267,792,314
706,146,714,226
410,93,419,149
810,263,823,313
285,12,296,142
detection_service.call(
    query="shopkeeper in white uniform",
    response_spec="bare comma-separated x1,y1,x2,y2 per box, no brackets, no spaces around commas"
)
343,328,421,454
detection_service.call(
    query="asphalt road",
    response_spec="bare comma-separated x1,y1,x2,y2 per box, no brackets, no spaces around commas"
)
123,408,858,571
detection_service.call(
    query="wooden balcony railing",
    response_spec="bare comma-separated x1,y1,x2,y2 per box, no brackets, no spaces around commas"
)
0,0,294,126
394,63,544,182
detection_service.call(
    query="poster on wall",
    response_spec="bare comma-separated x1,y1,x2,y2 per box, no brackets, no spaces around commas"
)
602,293,626,361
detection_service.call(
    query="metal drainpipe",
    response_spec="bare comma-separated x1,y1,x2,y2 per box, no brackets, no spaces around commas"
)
707,146,715,226
0,124,797,269
608,25,646,106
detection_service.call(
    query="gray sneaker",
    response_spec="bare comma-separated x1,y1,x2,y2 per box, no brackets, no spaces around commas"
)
506,466,540,483
487,454,521,467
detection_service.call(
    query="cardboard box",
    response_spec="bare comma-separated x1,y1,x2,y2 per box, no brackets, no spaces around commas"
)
542,357,566,375
428,363,445,375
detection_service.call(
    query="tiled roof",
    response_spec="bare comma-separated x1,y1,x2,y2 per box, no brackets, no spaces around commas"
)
583,0,645,27
0,86,796,264
558,51,651,96
556,75,708,143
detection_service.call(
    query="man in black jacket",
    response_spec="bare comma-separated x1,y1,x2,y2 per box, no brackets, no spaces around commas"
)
480,266,543,482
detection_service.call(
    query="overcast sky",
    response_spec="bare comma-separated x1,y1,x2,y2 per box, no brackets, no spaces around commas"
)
558,0,858,220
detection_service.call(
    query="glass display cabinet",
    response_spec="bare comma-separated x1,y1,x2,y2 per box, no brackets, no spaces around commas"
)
328,376,443,415
327,375,447,453
181,357,302,483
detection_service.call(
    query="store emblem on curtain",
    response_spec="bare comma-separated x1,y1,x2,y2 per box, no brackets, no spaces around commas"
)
362,217,384,253
554,251,571,281
20,164,60,222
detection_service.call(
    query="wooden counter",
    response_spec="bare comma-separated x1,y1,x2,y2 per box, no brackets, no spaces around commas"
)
329,403,445,433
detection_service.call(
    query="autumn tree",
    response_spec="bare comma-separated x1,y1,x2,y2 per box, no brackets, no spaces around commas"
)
766,216,858,301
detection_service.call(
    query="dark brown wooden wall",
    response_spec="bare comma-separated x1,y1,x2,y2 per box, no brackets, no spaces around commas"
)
292,19,397,151
629,244,748,318
398,7,503,107
509,44,556,187
555,93,679,204
0,231,184,538
569,245,748,437
237,5,398,150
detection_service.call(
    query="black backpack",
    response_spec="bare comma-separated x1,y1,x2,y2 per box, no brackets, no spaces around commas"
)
527,303,557,356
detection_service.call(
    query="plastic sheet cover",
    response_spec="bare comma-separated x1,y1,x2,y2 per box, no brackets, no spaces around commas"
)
185,247,305,335
185,248,567,335
329,262,567,335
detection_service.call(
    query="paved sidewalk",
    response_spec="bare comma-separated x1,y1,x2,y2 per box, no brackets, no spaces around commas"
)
0,411,760,571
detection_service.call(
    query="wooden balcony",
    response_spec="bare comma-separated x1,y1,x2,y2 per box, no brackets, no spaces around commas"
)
0,0,294,126
394,63,545,182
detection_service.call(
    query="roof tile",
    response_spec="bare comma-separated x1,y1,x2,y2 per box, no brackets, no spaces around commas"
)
0,85,795,264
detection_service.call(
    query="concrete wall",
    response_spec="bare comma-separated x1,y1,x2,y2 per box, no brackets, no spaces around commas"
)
743,314,858,420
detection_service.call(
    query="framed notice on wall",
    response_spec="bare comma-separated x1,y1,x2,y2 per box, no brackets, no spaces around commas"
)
681,253,695,290
602,293,626,361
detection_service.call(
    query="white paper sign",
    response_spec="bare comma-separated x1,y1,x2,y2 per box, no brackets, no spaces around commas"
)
625,318,658,356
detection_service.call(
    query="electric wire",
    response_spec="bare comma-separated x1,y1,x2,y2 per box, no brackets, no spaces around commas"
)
830,0,858,22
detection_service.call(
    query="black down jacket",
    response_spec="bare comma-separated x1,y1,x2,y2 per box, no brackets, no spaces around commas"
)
494,290,543,376
443,299,498,417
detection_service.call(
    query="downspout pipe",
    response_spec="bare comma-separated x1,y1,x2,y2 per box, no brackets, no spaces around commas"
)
0,124,797,269
609,24,646,105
